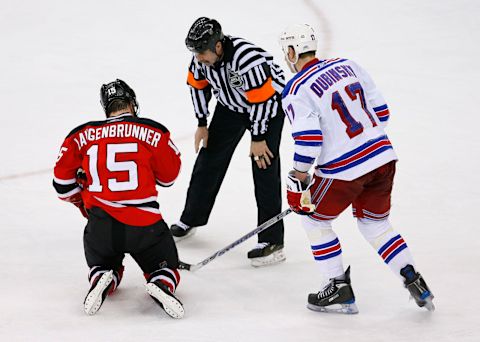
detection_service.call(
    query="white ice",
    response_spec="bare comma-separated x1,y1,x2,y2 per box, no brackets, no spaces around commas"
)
1,0,479,341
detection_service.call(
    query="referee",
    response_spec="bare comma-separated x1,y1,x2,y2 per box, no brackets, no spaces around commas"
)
171,17,286,267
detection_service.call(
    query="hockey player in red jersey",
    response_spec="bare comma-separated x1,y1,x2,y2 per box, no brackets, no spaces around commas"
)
53,79,184,318
279,25,434,313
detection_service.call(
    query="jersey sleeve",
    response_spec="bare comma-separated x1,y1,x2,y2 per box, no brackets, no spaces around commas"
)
350,61,390,127
186,56,212,127
242,62,279,141
53,135,83,201
283,93,323,173
151,130,181,187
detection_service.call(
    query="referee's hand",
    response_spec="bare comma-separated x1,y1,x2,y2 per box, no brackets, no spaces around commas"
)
250,140,274,169
195,127,209,153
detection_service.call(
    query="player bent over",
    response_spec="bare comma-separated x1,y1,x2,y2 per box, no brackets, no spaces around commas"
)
53,79,184,318
279,25,434,313
171,17,286,267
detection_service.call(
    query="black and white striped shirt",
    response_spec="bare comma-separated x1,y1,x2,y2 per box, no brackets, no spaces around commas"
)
187,35,285,140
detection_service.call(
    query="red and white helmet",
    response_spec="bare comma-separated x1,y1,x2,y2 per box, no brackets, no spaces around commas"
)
279,24,317,67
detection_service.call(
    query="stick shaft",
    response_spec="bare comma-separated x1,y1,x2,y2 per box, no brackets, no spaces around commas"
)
179,209,292,271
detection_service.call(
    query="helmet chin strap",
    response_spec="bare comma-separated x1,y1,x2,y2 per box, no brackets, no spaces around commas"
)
287,62,296,73
285,52,299,73
129,101,140,117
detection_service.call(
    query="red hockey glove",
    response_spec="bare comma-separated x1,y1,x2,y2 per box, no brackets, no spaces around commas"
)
286,170,316,215
66,192,89,219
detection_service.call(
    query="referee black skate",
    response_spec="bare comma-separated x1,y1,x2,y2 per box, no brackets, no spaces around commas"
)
171,17,286,267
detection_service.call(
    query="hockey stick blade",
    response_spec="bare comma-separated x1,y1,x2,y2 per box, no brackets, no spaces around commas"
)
178,261,191,271
178,208,292,272
178,261,202,272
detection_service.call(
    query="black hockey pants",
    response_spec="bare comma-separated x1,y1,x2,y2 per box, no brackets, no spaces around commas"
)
84,207,179,273
180,102,285,245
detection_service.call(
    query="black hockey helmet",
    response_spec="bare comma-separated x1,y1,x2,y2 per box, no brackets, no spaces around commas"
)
100,79,139,115
185,17,224,53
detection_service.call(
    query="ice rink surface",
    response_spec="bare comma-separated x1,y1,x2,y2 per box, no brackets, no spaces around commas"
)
1,0,479,341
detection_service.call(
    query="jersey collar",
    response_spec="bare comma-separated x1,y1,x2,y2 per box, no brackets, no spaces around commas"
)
106,112,134,121
301,58,320,71
222,36,234,62
213,36,233,70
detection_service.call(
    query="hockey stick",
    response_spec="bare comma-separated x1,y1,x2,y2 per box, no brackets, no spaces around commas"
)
178,208,292,272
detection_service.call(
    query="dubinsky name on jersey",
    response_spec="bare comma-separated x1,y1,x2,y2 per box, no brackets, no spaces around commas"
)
282,58,397,181
53,113,181,226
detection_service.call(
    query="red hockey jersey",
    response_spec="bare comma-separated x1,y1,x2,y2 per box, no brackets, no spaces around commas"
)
53,113,181,226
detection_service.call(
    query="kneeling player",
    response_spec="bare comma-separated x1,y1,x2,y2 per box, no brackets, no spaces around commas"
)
279,25,434,313
53,79,184,318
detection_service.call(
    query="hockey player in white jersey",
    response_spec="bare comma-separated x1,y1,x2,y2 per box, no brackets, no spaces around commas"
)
279,24,434,313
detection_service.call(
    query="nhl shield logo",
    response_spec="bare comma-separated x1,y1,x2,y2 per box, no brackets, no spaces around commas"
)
228,69,243,88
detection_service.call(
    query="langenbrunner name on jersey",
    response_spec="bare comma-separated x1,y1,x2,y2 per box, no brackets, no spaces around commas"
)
73,123,162,149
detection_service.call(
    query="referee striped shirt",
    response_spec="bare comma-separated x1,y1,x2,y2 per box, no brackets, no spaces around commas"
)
187,35,285,141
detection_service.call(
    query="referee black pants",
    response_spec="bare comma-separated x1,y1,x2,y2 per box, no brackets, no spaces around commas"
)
180,102,285,245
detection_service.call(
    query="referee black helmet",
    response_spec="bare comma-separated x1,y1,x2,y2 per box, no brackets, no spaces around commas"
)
185,17,224,53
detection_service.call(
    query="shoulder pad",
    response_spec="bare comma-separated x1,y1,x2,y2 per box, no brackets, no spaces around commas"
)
66,120,104,138
134,117,170,133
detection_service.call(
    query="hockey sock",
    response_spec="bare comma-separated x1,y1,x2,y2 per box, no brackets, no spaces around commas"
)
357,218,415,279
88,266,123,295
109,265,124,295
145,267,180,294
302,217,344,279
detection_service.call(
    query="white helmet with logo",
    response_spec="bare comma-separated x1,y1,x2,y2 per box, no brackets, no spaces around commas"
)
279,24,317,71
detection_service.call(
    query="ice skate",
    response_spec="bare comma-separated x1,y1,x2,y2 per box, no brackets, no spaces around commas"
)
170,222,197,242
146,280,185,319
83,270,114,315
307,266,359,314
400,264,435,311
248,243,286,267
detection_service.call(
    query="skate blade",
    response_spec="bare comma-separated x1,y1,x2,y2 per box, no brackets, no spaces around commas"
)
145,283,185,319
173,228,197,242
250,250,286,268
410,292,435,312
423,297,435,312
307,302,359,315
84,270,113,316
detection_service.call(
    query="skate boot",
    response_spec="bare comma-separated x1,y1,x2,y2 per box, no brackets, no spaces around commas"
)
307,266,359,314
400,264,435,311
145,280,185,319
248,242,286,267
170,222,196,242
84,270,114,315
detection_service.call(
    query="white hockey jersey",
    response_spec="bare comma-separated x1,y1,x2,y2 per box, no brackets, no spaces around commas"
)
282,58,397,181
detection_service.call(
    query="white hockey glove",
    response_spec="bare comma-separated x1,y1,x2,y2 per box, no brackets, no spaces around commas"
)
76,168,87,189
286,170,316,215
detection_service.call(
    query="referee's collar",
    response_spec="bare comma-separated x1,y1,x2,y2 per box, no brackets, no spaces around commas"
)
222,36,234,62
213,36,233,69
